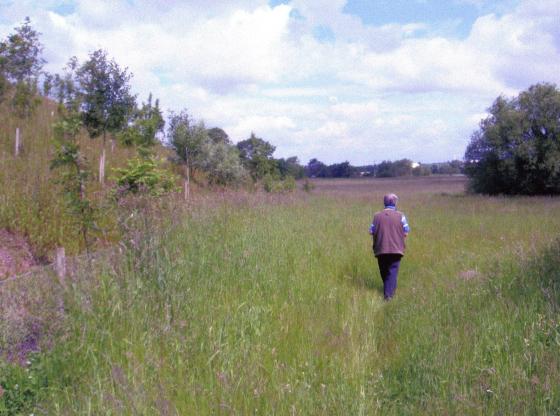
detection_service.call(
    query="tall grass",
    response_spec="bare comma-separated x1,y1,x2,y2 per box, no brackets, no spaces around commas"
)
0,97,161,259
15,178,558,414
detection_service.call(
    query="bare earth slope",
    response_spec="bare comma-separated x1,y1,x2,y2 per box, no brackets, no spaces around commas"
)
0,229,37,279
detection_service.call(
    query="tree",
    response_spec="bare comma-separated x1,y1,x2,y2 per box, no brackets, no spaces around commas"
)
306,158,328,177
412,164,431,176
167,110,209,166
0,17,44,151
50,112,96,251
207,127,231,145
199,140,248,185
0,43,7,103
54,57,80,112
76,49,136,183
236,132,278,180
375,159,413,177
277,156,305,179
1,17,44,84
329,161,353,178
465,83,560,195
118,93,164,157
168,111,247,186
42,72,54,97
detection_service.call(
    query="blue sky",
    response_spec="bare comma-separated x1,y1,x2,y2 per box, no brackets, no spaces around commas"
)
344,0,484,36
0,0,558,164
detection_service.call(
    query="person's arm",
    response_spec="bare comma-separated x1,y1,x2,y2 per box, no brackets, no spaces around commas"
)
401,214,410,236
369,223,375,235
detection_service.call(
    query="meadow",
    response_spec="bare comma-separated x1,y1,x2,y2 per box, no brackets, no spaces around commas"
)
2,176,559,414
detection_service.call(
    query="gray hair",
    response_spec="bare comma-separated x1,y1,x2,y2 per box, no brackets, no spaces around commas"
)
383,193,399,206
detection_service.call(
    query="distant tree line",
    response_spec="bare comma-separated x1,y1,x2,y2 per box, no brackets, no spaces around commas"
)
305,158,464,178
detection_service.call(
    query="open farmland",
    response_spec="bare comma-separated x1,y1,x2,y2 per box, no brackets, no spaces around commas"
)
2,176,560,414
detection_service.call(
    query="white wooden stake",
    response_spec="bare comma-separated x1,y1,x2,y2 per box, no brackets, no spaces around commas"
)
15,127,20,156
56,247,66,286
99,147,106,184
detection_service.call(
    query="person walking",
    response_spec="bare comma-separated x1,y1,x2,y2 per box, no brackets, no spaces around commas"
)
369,193,410,300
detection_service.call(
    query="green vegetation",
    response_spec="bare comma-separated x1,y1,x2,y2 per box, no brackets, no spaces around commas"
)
2,17,560,415
465,83,560,195
113,156,178,196
306,159,464,178
0,93,141,257
2,177,558,414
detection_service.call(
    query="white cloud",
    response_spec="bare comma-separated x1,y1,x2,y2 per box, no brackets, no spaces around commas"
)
0,0,558,164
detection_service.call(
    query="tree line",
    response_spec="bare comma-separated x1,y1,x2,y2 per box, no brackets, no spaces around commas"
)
306,158,464,178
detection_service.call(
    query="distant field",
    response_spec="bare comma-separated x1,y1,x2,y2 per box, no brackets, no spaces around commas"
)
2,176,560,414
309,175,468,196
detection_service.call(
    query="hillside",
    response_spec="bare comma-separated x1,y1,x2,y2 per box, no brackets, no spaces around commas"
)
0,95,174,264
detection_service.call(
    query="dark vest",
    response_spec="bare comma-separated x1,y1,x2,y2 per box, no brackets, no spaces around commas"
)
372,209,406,257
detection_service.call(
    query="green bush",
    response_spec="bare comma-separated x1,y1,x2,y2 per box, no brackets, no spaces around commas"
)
113,157,179,197
263,174,296,193
302,179,315,192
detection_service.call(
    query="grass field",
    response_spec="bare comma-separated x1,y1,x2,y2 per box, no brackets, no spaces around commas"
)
2,176,560,414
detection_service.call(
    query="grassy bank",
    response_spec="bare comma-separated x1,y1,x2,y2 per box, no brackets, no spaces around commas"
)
0,97,165,260
2,177,560,414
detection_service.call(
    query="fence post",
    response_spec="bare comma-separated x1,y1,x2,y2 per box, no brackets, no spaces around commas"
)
56,247,66,286
15,127,20,156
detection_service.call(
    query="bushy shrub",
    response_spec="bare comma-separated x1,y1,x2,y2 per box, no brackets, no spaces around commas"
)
199,140,248,186
302,179,315,192
113,157,179,197
263,174,296,193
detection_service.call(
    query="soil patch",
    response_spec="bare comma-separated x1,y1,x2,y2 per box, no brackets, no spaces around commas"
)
0,229,38,279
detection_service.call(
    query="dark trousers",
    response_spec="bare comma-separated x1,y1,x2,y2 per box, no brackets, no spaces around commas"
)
377,254,402,300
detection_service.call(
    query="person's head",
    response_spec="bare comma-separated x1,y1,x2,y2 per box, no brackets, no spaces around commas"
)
383,193,398,207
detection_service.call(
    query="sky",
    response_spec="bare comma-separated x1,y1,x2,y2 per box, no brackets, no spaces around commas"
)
1,0,559,164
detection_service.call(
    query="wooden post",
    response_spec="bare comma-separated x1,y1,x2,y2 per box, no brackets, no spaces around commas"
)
15,127,20,156
55,247,66,286
99,147,106,184
184,149,190,201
